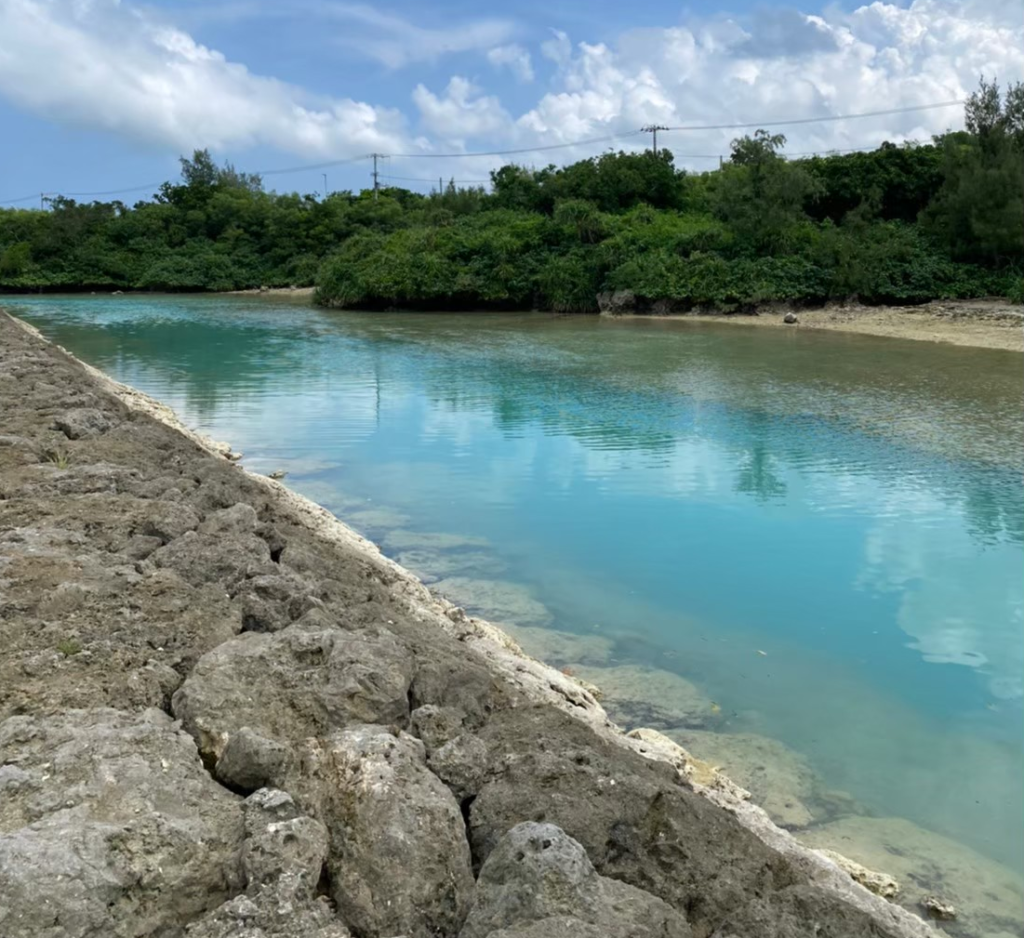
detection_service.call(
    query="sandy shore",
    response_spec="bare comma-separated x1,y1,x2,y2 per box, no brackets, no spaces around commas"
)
622,300,1023,352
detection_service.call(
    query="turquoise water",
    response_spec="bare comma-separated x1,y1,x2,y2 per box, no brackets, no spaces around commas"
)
9,295,1023,880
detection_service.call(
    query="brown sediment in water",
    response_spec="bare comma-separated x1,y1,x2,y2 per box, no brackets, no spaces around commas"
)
0,308,966,938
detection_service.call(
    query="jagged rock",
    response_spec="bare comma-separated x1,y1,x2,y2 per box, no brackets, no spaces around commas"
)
597,290,638,315
460,822,691,938
428,733,489,800
150,529,271,588
710,883,907,938
199,503,259,536
216,728,294,793
574,664,722,729
173,625,415,764
468,706,795,934
186,788,348,938
410,704,467,751
800,816,1023,938
139,502,202,541
920,896,956,921
52,408,112,439
237,572,320,632
817,849,900,899
433,577,553,627
667,729,823,829
0,708,244,938
302,724,474,938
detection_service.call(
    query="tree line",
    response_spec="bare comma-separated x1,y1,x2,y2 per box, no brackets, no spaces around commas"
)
1,80,1021,310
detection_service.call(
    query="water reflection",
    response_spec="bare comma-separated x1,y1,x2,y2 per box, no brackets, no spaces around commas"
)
9,295,1023,878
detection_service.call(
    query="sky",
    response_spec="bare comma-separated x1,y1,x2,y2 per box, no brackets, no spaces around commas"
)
0,0,1022,204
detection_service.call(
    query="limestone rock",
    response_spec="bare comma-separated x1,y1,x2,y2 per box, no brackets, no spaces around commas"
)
666,730,823,829
597,289,638,315
186,788,346,938
172,625,415,764
52,407,112,439
433,576,553,627
216,728,294,793
920,896,957,921
799,816,1024,938
461,821,691,938
467,706,797,936
574,664,721,729
306,724,474,938
428,733,489,800
817,849,900,900
499,624,615,667
150,528,271,588
784,312,799,324
0,708,244,938
410,703,467,751
198,503,259,536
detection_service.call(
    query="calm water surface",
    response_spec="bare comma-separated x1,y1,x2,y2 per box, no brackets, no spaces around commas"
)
10,295,1023,879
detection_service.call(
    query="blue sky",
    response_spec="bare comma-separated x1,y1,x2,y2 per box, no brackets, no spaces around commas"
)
1,0,1021,204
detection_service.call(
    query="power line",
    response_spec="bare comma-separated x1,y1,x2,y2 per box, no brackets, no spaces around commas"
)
0,97,963,205
389,130,646,159
662,100,962,132
0,193,41,207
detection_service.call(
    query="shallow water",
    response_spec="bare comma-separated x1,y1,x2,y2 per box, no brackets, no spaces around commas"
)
10,296,1023,883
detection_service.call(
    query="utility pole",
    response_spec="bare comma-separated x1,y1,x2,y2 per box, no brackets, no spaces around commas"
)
371,154,382,200
322,173,329,199
641,125,669,157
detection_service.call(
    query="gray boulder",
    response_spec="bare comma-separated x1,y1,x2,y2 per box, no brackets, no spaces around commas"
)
460,822,690,938
0,708,244,938
216,727,294,793
307,724,474,938
150,528,271,588
186,787,348,938
52,408,112,439
173,625,415,764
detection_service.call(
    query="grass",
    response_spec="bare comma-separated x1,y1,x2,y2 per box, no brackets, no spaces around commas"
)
44,446,73,470
56,637,83,656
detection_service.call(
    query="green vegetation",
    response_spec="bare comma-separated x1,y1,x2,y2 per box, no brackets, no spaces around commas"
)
2,81,1021,310
56,637,82,656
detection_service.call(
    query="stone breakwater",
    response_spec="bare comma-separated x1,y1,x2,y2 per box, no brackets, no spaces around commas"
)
0,310,937,938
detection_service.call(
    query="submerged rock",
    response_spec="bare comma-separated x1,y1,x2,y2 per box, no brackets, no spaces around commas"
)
666,729,825,829
800,816,1024,938
460,822,691,938
433,576,554,627
817,849,901,900
574,664,722,729
499,623,615,667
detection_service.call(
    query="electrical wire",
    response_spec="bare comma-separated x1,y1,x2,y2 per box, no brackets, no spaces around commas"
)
662,100,962,132
0,98,962,204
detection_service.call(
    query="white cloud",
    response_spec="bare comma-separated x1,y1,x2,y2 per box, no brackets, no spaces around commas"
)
0,0,407,157
513,0,1024,162
412,77,511,142
322,4,517,69
487,44,535,83
1,0,1022,176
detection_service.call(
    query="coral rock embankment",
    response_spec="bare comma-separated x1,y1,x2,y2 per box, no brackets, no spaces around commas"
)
0,310,936,938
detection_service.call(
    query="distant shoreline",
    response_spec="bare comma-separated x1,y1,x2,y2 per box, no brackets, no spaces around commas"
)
7,286,1020,352
607,300,1023,353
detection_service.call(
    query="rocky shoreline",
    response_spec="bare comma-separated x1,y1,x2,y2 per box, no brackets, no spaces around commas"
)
0,309,954,937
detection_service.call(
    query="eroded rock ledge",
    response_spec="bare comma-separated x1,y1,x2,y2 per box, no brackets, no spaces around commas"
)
0,311,936,938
